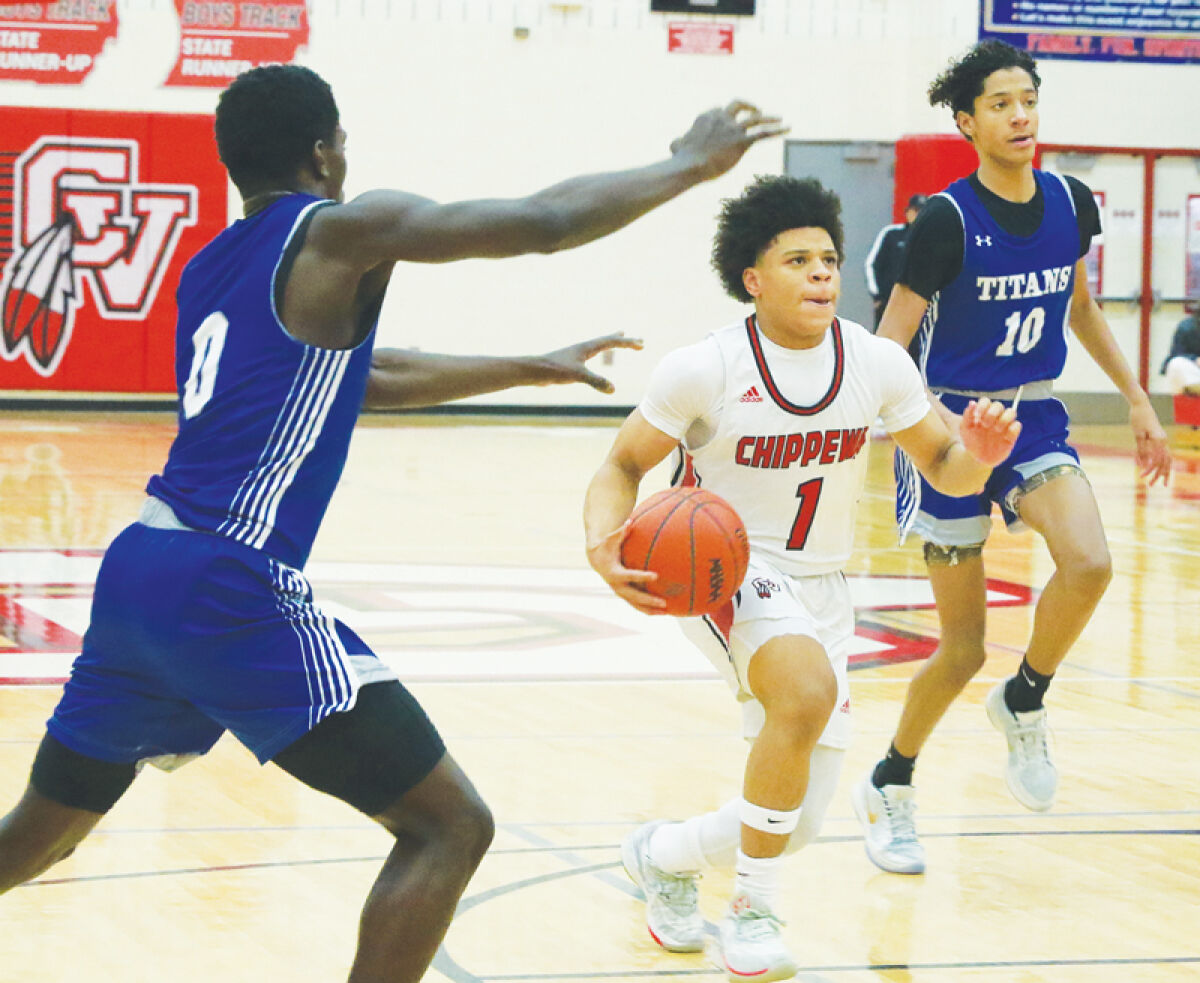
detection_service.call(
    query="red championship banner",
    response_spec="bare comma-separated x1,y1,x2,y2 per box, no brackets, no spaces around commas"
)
164,0,309,88
0,109,229,394
0,1,119,84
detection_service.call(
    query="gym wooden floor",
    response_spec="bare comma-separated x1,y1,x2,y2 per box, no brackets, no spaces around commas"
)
1,409,1198,982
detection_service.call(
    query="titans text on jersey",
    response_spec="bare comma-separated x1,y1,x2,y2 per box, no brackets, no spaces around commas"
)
976,264,1072,302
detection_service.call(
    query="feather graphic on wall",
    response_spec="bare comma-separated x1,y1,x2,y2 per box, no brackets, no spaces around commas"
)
1,217,77,372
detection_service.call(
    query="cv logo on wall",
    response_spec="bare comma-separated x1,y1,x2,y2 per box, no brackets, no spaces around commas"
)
1,137,198,376
0,110,227,392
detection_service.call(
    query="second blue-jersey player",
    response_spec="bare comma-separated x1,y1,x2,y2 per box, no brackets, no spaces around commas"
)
898,168,1085,546
852,40,1171,879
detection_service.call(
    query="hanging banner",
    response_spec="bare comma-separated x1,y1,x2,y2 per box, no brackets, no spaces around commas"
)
0,108,229,395
0,2,119,85
164,0,309,88
979,0,1200,64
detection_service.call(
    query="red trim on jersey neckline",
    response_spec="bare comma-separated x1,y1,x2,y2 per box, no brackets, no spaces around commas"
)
744,315,844,416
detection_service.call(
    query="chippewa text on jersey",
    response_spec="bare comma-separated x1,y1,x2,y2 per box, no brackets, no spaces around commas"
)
735,427,869,470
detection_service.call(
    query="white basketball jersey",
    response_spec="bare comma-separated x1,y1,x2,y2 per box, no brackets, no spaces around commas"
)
640,315,928,578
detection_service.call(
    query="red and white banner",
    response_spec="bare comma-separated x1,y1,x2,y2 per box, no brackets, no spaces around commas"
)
0,109,229,394
0,2,119,85
668,21,734,55
164,0,310,87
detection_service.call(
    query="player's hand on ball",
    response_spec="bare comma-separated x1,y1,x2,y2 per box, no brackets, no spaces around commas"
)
537,333,643,394
960,396,1021,467
585,523,668,615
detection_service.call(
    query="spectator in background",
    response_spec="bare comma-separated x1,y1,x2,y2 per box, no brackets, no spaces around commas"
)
864,193,928,330
1162,307,1200,396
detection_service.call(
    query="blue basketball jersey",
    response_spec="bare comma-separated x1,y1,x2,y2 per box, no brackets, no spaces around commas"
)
146,194,376,569
916,170,1079,392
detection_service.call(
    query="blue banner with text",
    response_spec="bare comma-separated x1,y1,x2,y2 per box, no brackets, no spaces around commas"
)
979,0,1200,63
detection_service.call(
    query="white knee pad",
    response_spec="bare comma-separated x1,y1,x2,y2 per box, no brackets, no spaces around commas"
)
783,745,844,855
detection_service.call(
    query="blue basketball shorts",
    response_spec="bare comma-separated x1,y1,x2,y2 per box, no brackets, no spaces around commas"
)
47,520,403,767
894,392,1082,547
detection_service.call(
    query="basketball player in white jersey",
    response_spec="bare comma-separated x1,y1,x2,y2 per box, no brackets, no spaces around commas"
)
583,176,1022,981
0,66,788,983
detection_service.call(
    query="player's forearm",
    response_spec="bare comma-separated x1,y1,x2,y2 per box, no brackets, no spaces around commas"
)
583,463,641,553
526,155,710,253
921,440,991,497
1071,300,1152,408
363,349,554,409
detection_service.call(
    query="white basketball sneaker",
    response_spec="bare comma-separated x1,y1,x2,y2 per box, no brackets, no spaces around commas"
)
711,891,798,983
620,820,705,952
851,774,926,874
986,681,1057,812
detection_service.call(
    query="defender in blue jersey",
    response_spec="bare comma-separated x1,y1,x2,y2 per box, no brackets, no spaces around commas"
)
0,65,786,981
851,42,1172,876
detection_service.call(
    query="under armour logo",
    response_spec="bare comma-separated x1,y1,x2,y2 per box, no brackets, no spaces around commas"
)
975,235,993,247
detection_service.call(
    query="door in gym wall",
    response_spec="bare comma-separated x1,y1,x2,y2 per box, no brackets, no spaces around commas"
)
784,140,897,330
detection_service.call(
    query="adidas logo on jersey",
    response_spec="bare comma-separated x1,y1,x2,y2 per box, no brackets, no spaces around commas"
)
739,386,763,403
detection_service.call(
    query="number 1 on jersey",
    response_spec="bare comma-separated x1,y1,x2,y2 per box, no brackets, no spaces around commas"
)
182,312,229,419
786,477,824,550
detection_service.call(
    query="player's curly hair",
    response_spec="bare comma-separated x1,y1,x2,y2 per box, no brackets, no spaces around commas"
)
928,40,1040,118
215,65,340,194
711,175,844,304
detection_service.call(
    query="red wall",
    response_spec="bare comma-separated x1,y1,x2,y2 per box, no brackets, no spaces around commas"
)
893,132,1045,220
0,109,228,395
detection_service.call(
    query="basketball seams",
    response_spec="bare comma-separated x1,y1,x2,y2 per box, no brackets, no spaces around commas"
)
695,500,750,584
686,502,699,615
622,490,694,570
693,503,748,608
619,486,748,617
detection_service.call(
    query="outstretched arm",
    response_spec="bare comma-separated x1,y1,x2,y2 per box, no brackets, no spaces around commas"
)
583,410,679,614
1067,260,1171,484
363,333,643,410
892,397,1021,497
312,102,787,269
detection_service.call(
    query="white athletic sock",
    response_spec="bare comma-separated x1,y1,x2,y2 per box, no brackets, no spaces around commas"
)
734,849,783,911
647,817,706,874
699,797,743,867
647,798,750,872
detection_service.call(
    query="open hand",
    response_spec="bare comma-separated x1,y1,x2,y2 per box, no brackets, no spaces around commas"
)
960,396,1021,467
586,522,668,615
536,332,643,394
1130,402,1172,485
669,101,789,181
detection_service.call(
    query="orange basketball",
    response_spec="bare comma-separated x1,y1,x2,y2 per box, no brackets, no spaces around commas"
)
620,486,750,617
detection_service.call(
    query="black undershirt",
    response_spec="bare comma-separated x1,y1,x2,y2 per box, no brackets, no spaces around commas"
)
899,172,1101,301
